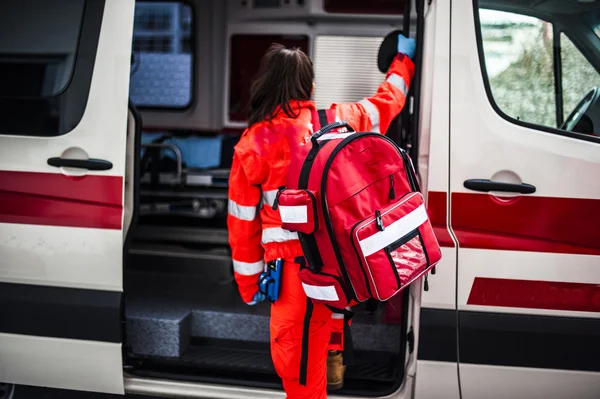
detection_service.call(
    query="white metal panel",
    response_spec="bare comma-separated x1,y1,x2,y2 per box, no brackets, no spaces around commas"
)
418,0,451,195
0,333,124,394
418,0,456,312
312,36,384,109
421,247,456,310
459,363,600,399
415,361,460,399
457,249,600,318
0,223,123,292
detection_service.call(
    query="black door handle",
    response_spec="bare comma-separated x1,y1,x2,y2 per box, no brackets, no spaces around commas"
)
464,179,536,194
47,157,113,171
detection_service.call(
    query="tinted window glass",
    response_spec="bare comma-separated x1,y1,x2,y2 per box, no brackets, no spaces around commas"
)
0,0,84,98
0,0,104,136
129,1,193,109
560,33,600,121
479,9,556,128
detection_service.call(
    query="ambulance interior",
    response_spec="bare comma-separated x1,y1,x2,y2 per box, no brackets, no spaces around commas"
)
124,0,420,395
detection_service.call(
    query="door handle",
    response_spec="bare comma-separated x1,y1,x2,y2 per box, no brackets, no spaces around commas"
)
464,179,536,194
47,157,113,171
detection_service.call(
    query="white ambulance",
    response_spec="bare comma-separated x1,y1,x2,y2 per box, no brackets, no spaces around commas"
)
0,0,599,398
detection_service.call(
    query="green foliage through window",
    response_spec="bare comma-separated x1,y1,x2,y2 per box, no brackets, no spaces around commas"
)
479,9,600,130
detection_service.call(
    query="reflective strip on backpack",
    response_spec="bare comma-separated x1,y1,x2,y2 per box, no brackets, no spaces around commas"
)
232,259,265,276
359,98,380,133
279,205,308,223
262,227,299,244
228,200,258,221
302,283,339,301
359,204,428,257
316,132,355,141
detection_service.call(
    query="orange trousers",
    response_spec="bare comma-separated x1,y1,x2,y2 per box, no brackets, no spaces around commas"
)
270,260,345,399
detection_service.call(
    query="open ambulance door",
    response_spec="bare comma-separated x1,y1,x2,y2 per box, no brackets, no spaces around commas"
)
0,0,135,394
450,0,600,397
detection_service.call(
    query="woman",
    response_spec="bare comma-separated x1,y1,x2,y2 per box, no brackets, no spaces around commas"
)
227,35,416,398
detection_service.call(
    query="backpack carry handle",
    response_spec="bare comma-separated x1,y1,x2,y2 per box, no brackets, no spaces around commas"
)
311,120,355,146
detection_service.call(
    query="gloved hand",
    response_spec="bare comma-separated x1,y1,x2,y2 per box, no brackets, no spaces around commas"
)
246,291,266,306
397,34,416,60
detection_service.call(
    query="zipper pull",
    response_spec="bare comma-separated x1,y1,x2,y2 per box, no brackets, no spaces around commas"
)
424,274,429,291
272,186,286,210
375,210,385,231
389,175,396,200
431,266,436,275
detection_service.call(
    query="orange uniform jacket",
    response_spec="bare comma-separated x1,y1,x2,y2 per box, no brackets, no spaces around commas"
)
228,54,415,303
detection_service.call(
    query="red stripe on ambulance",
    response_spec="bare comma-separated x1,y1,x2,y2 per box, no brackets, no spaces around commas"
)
451,192,600,255
426,191,455,248
0,170,122,230
467,277,600,313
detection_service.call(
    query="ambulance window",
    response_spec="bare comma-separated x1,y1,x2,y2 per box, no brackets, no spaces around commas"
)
560,33,600,122
324,0,404,15
478,10,557,128
228,35,309,122
313,36,385,109
0,0,102,137
129,2,193,109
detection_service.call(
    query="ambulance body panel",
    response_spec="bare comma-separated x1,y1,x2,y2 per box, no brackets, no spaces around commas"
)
1,0,600,398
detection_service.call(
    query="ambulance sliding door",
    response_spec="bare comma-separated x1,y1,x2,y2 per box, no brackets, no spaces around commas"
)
0,0,134,394
449,0,600,398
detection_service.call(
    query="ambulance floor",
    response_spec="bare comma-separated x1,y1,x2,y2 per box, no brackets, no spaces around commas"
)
124,269,407,396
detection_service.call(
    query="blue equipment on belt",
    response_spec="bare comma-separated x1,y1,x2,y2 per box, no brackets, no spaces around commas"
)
258,258,284,302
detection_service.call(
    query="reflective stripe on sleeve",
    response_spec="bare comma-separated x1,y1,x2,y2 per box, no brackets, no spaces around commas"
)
228,200,258,221
359,98,381,133
232,259,265,276
261,227,299,244
262,190,279,208
386,73,409,96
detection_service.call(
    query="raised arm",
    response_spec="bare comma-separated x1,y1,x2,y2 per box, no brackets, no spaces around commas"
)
333,34,416,134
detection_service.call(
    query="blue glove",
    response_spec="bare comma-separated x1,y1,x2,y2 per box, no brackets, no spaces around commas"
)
397,34,416,60
246,291,266,306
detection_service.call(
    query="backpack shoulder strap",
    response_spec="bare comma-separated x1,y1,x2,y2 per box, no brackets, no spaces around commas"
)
311,108,337,131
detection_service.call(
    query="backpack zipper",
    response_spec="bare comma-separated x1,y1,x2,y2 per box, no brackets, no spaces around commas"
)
389,174,396,200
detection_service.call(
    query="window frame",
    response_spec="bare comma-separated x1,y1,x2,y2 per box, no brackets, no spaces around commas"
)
130,0,196,112
472,0,600,145
0,0,105,137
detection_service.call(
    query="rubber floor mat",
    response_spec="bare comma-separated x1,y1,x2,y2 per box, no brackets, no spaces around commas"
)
130,339,399,383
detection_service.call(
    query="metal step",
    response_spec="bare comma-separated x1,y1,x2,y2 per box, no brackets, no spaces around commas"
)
128,339,404,397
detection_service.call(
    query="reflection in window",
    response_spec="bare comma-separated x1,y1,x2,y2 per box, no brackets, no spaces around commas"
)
479,9,556,127
129,1,193,109
0,0,85,98
560,33,600,121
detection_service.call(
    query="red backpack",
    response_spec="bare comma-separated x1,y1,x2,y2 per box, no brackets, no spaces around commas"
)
275,109,441,310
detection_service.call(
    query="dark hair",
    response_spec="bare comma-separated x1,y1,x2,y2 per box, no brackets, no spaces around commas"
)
248,43,314,126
